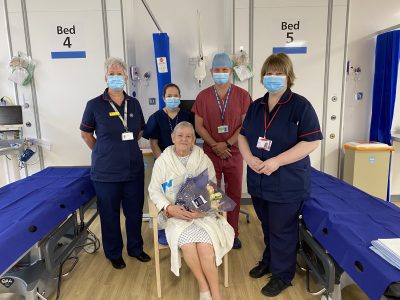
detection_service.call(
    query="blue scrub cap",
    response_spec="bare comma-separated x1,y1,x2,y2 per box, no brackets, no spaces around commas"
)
212,53,233,68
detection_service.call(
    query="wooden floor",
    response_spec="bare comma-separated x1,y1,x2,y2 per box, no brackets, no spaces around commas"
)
56,205,368,300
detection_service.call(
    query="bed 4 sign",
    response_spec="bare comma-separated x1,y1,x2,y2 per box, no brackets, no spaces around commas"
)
0,277,14,288
51,24,86,59
57,25,76,48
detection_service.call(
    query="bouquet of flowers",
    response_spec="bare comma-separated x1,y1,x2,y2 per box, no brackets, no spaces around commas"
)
175,169,236,213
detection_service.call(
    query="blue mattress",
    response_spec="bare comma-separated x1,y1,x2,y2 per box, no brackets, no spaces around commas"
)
0,167,95,276
304,169,400,300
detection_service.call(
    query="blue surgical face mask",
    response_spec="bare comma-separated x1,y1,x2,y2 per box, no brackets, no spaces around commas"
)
212,72,230,85
107,75,125,91
263,75,286,93
165,97,180,110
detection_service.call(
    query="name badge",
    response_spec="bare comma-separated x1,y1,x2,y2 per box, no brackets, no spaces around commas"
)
217,125,229,134
122,132,134,141
256,137,272,151
109,111,120,117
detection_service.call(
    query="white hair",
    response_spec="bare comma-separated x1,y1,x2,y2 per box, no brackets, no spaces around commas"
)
104,57,128,76
172,121,195,139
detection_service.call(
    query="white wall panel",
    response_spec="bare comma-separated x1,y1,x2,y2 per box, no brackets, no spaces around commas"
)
107,0,125,59
26,1,106,167
233,3,250,92
252,1,330,170
0,3,14,99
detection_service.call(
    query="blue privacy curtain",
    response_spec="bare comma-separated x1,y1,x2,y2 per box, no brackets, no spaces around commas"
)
370,30,400,201
369,30,400,144
153,33,171,109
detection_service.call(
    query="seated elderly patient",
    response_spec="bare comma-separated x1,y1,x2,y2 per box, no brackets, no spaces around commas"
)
149,121,234,300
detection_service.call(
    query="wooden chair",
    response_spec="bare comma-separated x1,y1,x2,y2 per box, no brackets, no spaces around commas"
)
148,199,229,298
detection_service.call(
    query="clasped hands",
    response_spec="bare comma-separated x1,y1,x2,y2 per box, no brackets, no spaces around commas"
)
248,156,280,176
167,204,205,221
211,142,231,159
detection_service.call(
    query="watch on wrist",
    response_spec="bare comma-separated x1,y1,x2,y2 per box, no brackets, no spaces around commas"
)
225,141,232,149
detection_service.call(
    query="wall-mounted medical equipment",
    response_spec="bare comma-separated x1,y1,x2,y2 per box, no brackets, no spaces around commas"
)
130,66,151,88
0,105,23,131
232,47,253,82
346,61,363,101
8,52,35,86
194,10,206,87
0,105,24,181
0,105,51,183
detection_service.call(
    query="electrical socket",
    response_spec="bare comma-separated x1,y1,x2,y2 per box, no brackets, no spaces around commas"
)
149,98,156,105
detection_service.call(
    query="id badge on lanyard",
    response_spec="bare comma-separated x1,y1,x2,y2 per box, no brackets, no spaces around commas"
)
257,104,282,151
214,86,231,134
122,132,134,141
217,125,229,134
109,100,134,141
257,137,272,151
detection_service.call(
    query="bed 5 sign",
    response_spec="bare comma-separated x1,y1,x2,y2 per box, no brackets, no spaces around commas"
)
57,25,76,48
282,21,300,43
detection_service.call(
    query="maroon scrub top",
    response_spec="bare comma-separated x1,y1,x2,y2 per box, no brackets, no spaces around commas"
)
192,84,251,154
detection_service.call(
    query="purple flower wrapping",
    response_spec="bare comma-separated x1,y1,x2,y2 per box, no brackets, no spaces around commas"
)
175,169,236,213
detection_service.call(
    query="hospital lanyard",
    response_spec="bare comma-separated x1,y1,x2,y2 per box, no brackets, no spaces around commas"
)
263,93,293,137
213,85,231,125
109,100,128,132
263,105,281,138
166,111,179,133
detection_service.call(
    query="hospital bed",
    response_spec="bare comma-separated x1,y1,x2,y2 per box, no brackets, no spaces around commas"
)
299,168,400,300
0,167,100,300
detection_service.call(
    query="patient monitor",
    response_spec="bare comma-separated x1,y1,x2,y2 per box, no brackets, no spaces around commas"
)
0,105,23,131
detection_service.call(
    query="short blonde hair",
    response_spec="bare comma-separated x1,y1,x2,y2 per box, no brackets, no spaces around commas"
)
104,57,128,76
260,53,296,88
172,121,195,139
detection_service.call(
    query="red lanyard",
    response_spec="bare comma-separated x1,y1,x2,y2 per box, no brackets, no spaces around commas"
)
263,106,281,138
263,93,292,138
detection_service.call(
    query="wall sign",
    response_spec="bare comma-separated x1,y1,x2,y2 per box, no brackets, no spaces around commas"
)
273,20,307,54
156,57,168,73
51,24,86,59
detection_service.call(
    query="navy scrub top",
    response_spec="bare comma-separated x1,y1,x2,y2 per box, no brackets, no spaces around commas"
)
143,109,194,151
80,89,145,182
240,89,323,203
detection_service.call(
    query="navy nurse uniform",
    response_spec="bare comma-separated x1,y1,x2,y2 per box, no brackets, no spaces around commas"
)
143,109,194,151
80,89,146,260
240,88,323,284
